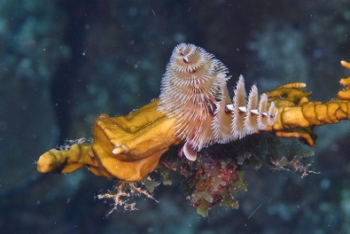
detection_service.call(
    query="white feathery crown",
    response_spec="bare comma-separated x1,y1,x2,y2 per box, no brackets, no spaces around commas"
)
158,43,277,161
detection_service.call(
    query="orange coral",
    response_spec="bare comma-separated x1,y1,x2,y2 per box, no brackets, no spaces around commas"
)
36,44,350,182
37,100,180,181
91,99,180,181
267,61,350,146
37,143,95,174
337,60,350,100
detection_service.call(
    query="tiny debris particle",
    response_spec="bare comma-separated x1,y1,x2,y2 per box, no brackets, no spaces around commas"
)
151,9,156,17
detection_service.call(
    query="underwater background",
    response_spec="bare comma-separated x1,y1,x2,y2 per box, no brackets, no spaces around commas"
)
1,0,350,233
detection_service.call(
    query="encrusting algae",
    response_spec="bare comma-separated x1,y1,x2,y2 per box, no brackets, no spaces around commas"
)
36,44,350,216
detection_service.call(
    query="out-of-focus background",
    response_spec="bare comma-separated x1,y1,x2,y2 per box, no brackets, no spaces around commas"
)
1,0,350,233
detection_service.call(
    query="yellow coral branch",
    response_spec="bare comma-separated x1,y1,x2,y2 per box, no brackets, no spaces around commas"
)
37,99,181,181
337,60,350,99
265,61,350,145
36,58,350,182
91,99,180,181
37,143,96,174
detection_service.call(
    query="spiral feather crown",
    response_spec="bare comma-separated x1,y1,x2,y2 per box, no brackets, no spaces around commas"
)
158,43,277,161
